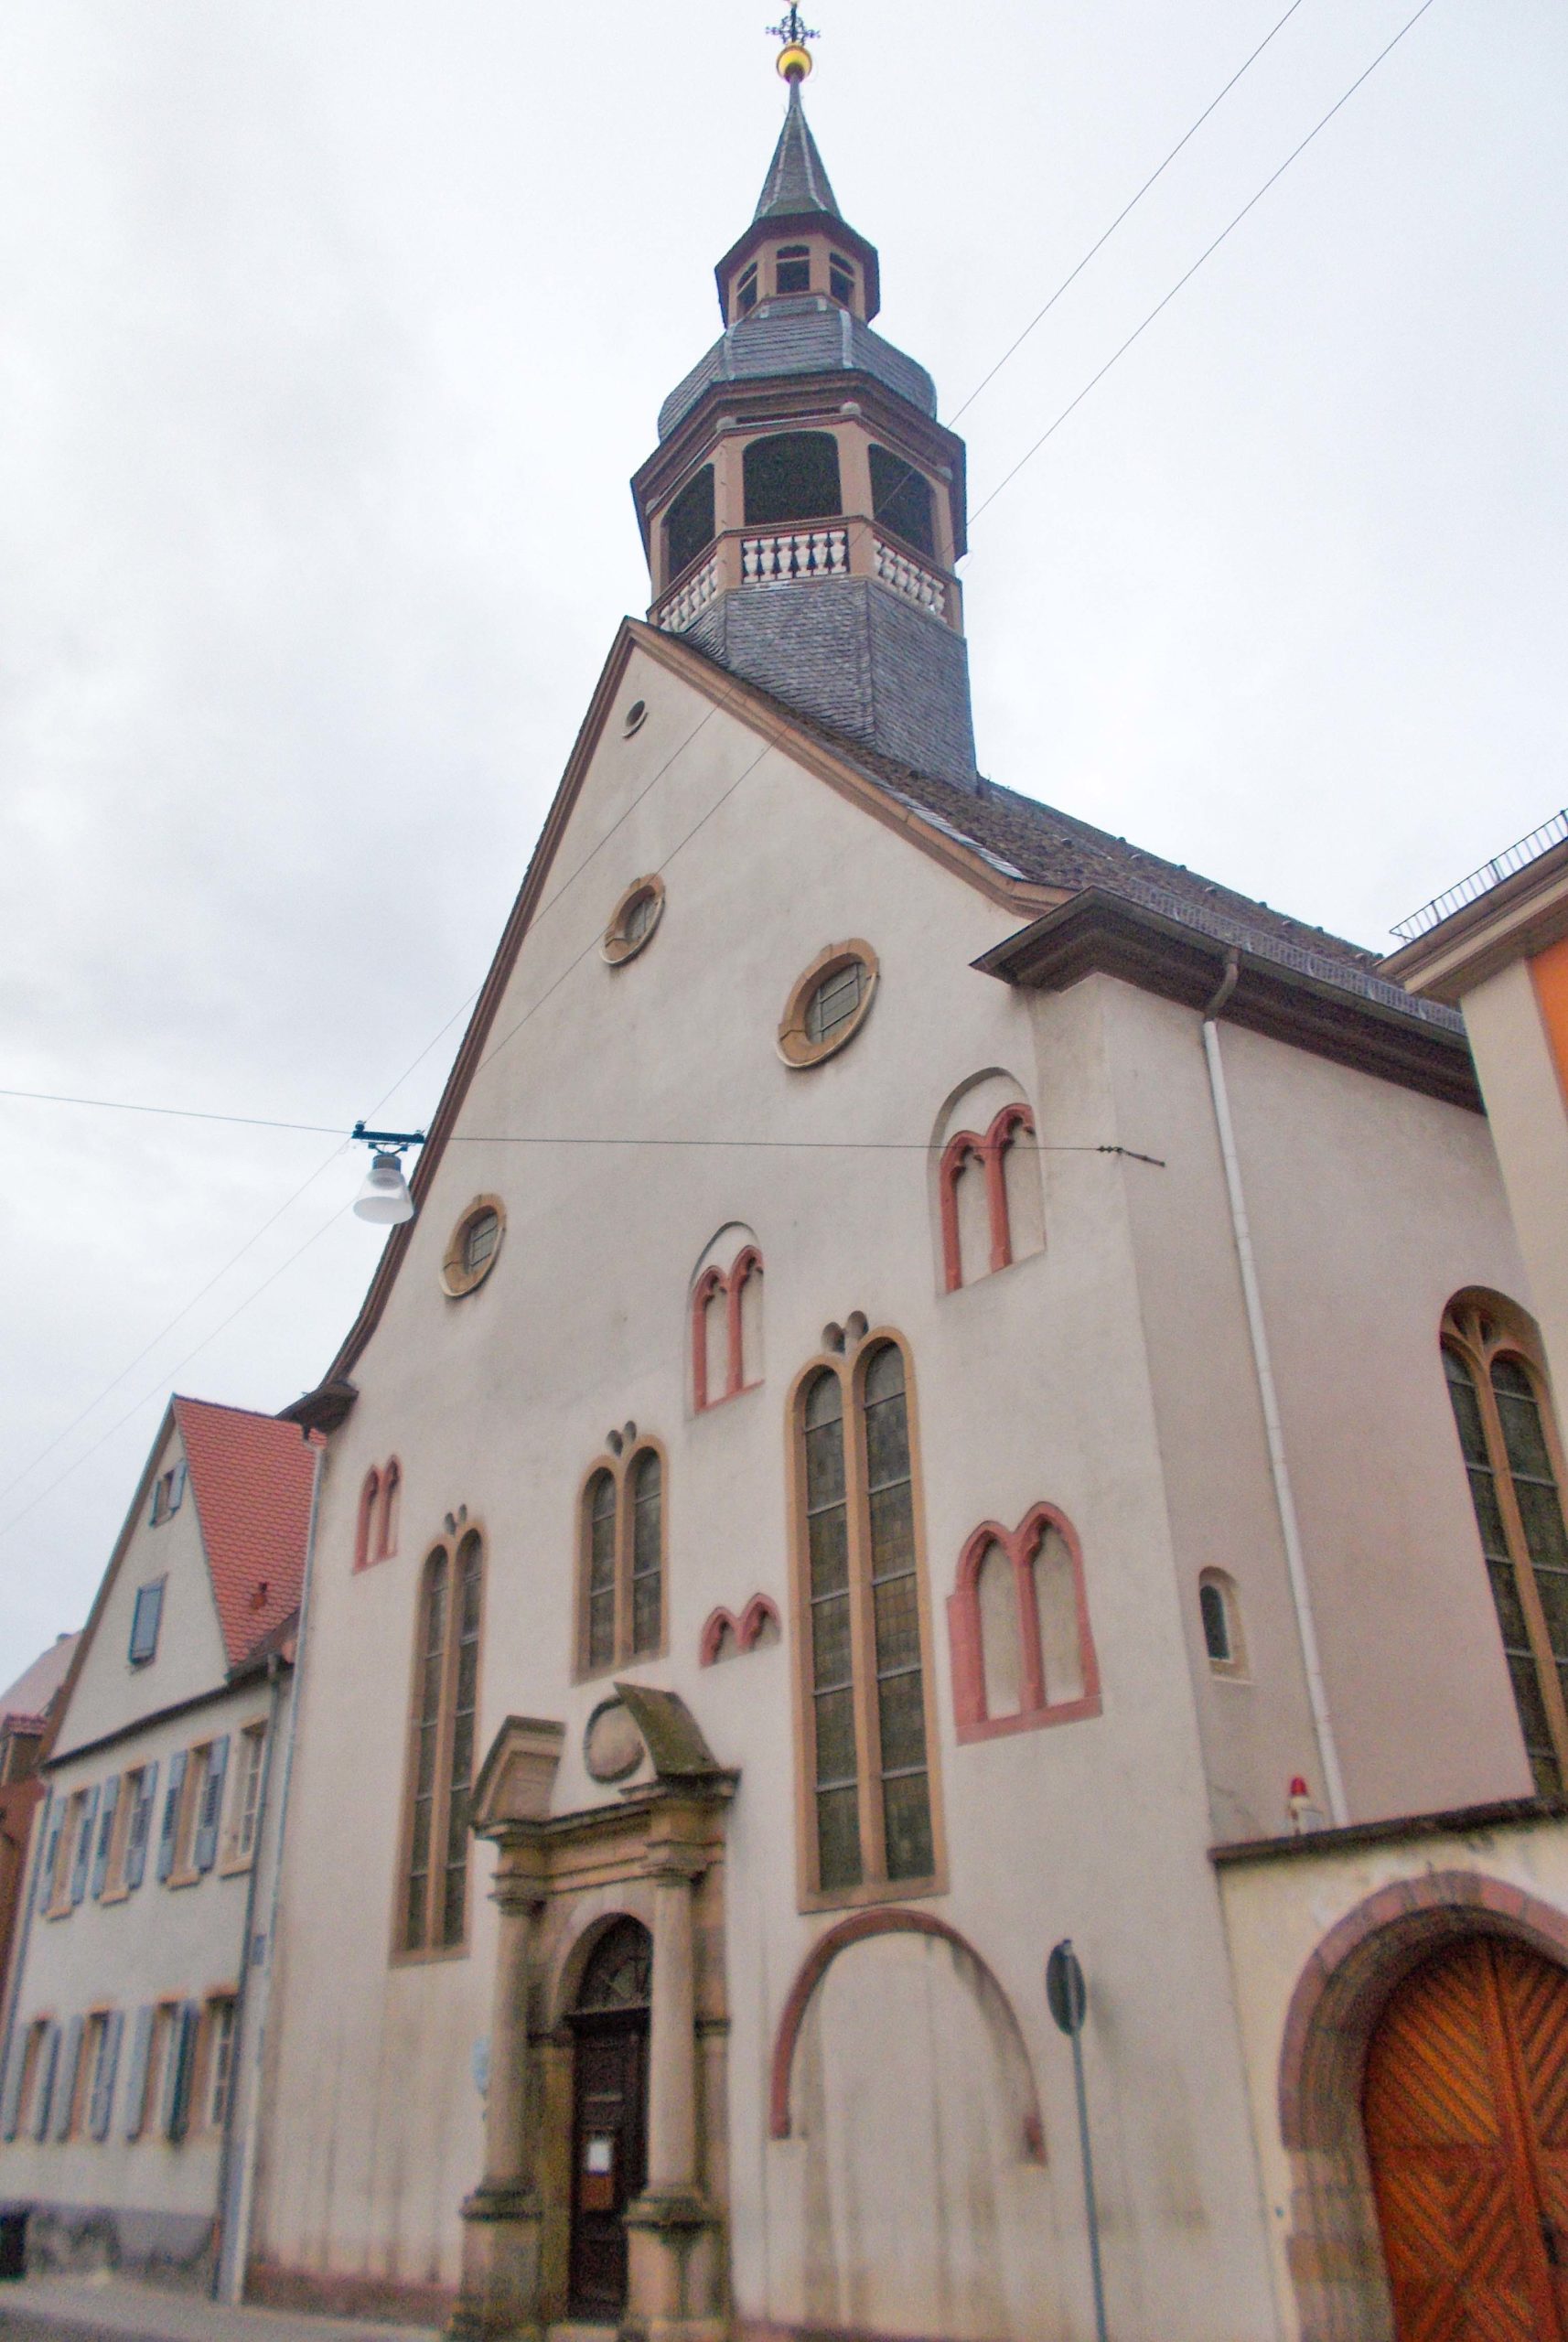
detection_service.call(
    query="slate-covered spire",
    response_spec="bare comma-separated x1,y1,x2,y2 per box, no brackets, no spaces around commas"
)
754,81,842,222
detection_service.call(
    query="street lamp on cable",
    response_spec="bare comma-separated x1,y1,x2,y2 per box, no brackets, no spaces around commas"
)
350,1123,426,1225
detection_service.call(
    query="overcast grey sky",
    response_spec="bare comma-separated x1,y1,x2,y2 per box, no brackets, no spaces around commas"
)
1,0,1563,1674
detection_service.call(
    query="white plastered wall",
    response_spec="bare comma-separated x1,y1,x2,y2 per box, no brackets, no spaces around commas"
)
254,640,1287,2338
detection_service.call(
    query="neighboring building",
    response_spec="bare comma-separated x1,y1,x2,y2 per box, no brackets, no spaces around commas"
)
0,1396,316,2292
0,1637,80,2017
1385,809,1568,1402
241,50,1568,2342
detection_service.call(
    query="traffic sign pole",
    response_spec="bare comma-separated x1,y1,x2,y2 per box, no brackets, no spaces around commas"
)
1047,1940,1109,2342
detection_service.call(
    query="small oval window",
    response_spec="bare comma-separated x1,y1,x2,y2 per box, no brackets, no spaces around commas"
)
779,941,879,1067
603,876,665,967
442,1197,506,1297
623,699,648,736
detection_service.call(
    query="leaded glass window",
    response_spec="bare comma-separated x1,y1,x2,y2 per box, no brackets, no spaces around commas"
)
586,1472,618,1670
401,1536,484,1956
1443,1300,1568,1794
794,1340,939,1900
630,1452,662,1657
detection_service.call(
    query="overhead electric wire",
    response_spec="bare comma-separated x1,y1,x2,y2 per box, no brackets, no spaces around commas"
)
970,0,1438,523
948,0,1309,424
5,0,1437,1535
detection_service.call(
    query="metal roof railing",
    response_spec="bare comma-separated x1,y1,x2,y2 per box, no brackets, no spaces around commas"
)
1391,810,1568,944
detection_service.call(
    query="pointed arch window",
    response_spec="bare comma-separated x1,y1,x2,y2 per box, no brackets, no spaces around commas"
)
692,1238,764,1411
949,1506,1101,1741
940,1101,1042,1293
575,1443,668,1678
1443,1295,1568,1793
398,1530,484,1958
791,1335,943,1907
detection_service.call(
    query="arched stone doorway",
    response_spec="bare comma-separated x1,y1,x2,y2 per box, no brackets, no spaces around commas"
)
1278,1871,1568,2342
1364,1936,1568,2338
567,1918,652,2320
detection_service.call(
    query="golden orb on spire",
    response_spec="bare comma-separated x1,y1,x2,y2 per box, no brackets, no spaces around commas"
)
768,7,817,82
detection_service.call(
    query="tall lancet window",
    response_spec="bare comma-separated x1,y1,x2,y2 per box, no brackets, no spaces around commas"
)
791,1332,943,1906
399,1531,485,1958
1443,1294,1568,1793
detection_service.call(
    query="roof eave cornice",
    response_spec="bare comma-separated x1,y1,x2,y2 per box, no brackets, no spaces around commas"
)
978,891,1482,1112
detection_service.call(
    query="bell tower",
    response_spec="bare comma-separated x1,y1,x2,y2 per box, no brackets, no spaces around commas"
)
630,22,980,790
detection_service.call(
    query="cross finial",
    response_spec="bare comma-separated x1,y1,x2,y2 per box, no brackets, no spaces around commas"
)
768,5,818,82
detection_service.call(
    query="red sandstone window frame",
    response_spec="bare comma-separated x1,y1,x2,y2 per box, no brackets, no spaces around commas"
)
392,1529,486,1965
699,1593,781,1666
939,1102,1037,1294
355,1457,403,1573
692,1247,764,1412
947,1503,1101,1744
786,1329,947,1914
573,1440,669,1681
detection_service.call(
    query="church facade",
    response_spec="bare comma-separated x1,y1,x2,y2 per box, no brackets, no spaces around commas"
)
242,57,1568,2342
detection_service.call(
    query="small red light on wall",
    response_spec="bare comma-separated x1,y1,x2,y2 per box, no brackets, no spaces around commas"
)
1289,1775,1308,1799
1287,1775,1326,1835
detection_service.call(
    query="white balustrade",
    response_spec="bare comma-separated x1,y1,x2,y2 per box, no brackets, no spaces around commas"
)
873,536,948,619
659,553,720,634
741,529,849,586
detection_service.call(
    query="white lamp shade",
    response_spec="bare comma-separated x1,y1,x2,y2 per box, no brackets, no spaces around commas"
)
354,1151,415,1225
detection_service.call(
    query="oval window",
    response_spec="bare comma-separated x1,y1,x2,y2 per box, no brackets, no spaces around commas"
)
603,876,665,966
442,1197,506,1297
778,941,879,1067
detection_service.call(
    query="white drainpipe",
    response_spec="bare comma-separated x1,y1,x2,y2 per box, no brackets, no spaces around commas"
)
1203,952,1349,1828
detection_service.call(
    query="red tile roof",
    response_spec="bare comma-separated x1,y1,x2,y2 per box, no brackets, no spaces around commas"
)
171,1397,318,1671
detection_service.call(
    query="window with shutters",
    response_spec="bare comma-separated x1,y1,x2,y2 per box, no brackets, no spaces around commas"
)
397,1532,485,1960
29,2022,60,2141
120,1761,157,1893
1443,1292,1568,1793
52,2014,85,2140
89,1775,122,1900
128,1579,165,1664
45,1788,90,1917
149,1461,186,1526
2,2020,47,2143
949,1505,1102,1741
789,1333,944,1908
122,2005,156,2141
575,1443,668,1678
159,2002,199,2143
166,1740,228,1885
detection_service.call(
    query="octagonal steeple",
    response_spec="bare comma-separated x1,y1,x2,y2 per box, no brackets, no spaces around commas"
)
629,56,980,791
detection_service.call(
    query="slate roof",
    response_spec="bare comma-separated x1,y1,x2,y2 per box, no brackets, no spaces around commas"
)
671,628,1461,1034
755,84,842,221
172,1397,317,1671
658,299,937,442
0,1635,80,1735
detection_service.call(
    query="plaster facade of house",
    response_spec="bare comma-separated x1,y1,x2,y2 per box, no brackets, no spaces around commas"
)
0,1398,315,2292
242,62,1568,2342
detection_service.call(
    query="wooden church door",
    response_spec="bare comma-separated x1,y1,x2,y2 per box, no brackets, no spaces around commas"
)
567,1918,651,2320
1364,1937,1568,2340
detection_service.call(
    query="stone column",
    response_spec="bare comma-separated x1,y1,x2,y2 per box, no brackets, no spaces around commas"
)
452,1856,548,2341
625,1847,726,2342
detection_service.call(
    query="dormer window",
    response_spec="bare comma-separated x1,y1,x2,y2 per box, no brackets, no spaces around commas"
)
774,243,811,295
149,1462,186,1527
829,251,854,306
736,262,758,317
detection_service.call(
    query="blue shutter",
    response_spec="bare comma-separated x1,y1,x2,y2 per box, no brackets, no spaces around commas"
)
125,1761,157,1891
156,1751,187,1883
165,2004,199,2143
194,1737,229,1873
90,1777,120,1898
69,1786,100,1906
123,2007,155,2140
36,1793,61,1914
169,1460,187,1513
31,2024,59,2141
52,2015,84,2140
89,2011,124,2141
0,2033,27,2140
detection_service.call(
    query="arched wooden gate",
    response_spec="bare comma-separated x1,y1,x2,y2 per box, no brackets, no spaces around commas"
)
1365,1937,1568,2339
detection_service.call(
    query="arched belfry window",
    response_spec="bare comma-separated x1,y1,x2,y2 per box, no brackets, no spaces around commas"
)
576,1443,667,1677
398,1531,484,1957
790,1333,942,1907
664,466,715,585
869,446,936,559
1443,1294,1568,1792
744,433,842,530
